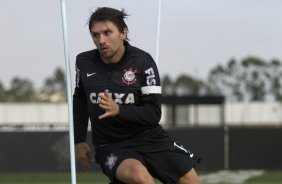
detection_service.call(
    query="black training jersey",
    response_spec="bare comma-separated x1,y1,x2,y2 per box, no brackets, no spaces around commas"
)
73,42,165,147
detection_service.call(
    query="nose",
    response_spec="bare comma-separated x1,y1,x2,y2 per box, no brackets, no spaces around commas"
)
98,35,106,45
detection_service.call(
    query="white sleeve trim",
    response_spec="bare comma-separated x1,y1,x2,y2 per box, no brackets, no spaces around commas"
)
141,86,162,95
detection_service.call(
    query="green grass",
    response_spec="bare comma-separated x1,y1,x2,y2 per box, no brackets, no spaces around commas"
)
0,172,108,184
244,171,282,184
0,171,281,184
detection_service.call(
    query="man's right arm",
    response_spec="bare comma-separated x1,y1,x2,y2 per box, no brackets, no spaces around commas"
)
73,63,94,171
73,86,89,144
73,64,89,144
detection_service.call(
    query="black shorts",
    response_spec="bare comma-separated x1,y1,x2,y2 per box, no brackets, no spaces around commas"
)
94,131,201,184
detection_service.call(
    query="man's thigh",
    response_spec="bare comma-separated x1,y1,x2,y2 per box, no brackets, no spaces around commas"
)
116,158,154,184
95,145,146,182
176,168,200,184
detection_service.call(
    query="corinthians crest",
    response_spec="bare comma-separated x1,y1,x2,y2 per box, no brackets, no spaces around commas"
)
122,67,138,85
105,153,117,170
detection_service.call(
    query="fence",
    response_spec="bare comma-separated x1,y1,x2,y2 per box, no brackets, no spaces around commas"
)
1,97,282,171
1,101,282,126
0,127,281,172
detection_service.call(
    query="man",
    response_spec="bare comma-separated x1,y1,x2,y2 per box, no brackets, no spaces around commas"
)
73,7,201,184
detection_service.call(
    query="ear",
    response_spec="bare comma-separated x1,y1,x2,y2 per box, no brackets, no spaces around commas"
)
121,28,128,40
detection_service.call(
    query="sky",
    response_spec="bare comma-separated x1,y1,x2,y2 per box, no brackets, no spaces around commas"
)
1,0,282,89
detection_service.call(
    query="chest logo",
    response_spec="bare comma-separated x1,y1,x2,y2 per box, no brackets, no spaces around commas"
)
87,72,96,77
122,67,138,85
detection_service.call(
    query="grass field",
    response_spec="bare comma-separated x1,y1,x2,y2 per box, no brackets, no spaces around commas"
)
244,171,282,184
0,171,281,184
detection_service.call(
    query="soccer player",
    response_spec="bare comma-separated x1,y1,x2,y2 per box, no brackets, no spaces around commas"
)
73,7,201,184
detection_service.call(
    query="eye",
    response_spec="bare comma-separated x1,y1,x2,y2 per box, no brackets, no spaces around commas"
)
91,32,99,38
105,30,111,36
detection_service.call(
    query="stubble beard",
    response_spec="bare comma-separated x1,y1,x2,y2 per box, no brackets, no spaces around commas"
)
100,48,120,63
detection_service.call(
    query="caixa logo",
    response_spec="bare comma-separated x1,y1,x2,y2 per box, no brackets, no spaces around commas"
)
89,92,135,104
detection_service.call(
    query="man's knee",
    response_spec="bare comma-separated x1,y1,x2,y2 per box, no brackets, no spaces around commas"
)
129,168,153,184
116,159,154,184
177,168,200,184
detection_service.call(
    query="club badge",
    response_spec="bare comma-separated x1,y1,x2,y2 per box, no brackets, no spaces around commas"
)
105,153,118,170
122,67,138,85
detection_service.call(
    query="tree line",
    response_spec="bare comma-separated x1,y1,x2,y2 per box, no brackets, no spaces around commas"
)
0,68,66,103
0,56,281,102
163,56,282,101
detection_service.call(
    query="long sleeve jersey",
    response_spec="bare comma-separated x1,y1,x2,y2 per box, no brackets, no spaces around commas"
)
73,41,164,147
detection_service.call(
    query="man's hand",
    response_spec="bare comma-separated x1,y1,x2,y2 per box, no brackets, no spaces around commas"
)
98,89,120,119
76,142,94,171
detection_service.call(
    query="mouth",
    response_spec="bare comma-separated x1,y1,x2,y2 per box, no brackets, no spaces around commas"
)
100,46,109,51
100,48,109,55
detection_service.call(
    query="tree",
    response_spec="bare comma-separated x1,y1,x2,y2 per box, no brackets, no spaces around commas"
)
207,57,282,101
43,67,66,95
40,67,66,102
161,74,175,96
267,59,282,101
207,59,245,101
174,74,207,96
161,74,208,96
6,77,35,102
241,57,267,101
0,81,6,102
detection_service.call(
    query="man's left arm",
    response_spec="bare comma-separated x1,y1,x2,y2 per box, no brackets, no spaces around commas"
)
117,54,162,126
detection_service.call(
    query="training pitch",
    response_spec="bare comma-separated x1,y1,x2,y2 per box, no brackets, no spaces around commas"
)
0,170,281,184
